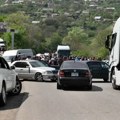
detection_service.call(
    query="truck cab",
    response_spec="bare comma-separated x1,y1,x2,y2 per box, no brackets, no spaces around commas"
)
57,45,70,58
105,17,120,89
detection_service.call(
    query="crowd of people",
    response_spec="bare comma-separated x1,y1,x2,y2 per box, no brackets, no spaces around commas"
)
10,52,104,68
32,54,103,67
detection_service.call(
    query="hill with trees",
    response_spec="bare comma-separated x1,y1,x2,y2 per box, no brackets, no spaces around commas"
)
0,0,120,59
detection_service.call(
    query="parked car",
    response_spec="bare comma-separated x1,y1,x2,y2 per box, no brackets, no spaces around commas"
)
57,60,92,90
11,60,58,82
0,56,22,106
85,60,109,82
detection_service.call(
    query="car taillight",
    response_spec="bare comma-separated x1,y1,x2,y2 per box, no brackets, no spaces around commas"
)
59,70,64,77
85,71,91,77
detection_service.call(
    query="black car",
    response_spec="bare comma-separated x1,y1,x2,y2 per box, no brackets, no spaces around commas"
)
57,60,92,90
85,60,109,82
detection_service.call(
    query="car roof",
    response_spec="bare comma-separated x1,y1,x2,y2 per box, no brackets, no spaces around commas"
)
61,60,89,69
84,60,105,63
13,59,38,63
12,59,38,64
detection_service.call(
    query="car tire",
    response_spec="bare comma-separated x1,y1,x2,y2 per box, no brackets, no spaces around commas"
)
103,78,108,82
51,76,57,82
0,84,7,106
9,77,22,96
35,72,44,82
87,84,92,90
57,82,62,89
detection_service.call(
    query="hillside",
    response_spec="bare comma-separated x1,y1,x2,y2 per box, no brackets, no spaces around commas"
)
0,0,119,58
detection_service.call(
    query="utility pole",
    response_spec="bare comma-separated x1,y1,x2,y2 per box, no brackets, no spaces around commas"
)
10,29,15,49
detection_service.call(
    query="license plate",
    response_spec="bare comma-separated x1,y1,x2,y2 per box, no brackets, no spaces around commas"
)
71,72,78,76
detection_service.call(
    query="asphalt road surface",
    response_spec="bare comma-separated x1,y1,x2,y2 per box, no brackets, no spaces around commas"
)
0,79,120,120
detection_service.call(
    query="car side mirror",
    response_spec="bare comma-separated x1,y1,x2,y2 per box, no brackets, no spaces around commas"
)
11,65,15,69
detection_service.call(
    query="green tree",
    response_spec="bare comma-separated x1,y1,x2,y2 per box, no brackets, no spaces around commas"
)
90,26,112,58
3,12,30,49
45,32,62,52
3,11,44,53
25,24,45,53
62,27,89,51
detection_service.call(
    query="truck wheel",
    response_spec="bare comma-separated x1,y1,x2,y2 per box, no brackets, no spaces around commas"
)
111,70,119,90
0,84,7,106
10,77,22,95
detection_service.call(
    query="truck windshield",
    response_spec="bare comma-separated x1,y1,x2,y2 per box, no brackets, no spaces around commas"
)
58,50,70,57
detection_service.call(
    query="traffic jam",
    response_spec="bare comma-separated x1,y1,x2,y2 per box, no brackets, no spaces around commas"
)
0,44,111,107
1,15,120,107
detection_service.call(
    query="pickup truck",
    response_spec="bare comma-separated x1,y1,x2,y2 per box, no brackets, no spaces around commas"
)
0,56,22,106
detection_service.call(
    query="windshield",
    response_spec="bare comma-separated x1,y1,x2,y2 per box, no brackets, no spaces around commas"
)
3,56,15,62
29,60,48,67
61,61,88,69
58,50,70,57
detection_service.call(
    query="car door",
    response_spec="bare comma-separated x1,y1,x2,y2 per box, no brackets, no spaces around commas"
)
100,62,109,79
0,57,15,90
87,61,102,78
14,61,31,79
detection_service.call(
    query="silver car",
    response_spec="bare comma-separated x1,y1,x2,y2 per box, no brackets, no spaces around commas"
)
11,60,58,82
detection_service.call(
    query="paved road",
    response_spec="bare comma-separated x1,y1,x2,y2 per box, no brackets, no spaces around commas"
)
1,79,120,120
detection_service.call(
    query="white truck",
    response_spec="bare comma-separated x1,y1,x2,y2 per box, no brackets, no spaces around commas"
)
57,45,70,58
105,17,120,89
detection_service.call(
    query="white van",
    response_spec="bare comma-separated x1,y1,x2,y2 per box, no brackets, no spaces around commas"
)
2,49,34,65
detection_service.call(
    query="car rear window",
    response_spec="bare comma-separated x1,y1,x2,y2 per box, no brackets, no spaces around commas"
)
61,61,88,69
87,62,101,69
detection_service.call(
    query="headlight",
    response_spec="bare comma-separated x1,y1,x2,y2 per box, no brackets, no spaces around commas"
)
43,71,52,75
